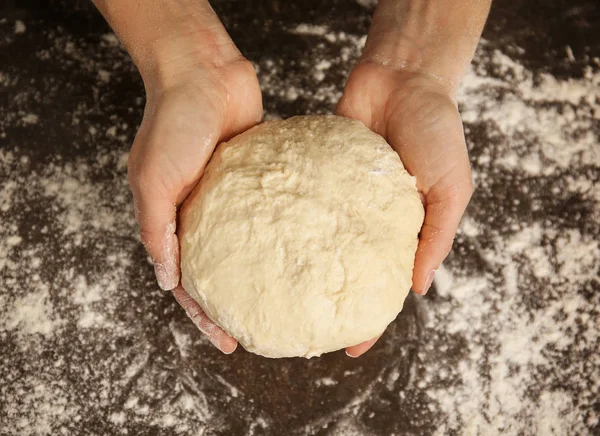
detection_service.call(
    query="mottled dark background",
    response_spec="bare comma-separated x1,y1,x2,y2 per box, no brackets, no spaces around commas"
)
1,1,599,435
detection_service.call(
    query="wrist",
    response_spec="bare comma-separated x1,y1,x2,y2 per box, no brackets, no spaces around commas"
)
361,0,491,92
139,26,242,94
94,0,242,92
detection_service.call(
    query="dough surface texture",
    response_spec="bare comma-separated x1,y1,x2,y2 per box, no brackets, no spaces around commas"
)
180,115,424,358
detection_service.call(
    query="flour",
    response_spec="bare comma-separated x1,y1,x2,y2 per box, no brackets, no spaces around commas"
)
1,7,599,436
461,49,600,174
425,43,600,434
21,114,39,125
0,149,217,434
6,284,56,338
290,24,329,37
14,20,27,35
260,21,597,436
258,28,366,117
315,377,338,387
355,0,378,9
255,28,599,433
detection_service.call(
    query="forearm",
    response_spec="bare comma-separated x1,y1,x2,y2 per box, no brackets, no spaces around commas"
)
362,0,491,90
93,0,241,89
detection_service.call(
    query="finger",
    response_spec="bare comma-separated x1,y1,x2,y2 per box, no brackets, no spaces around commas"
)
127,92,224,290
345,334,382,358
129,167,180,291
172,286,238,354
412,164,473,294
383,94,473,295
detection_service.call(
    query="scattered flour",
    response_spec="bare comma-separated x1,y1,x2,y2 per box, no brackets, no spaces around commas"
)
315,377,338,387
21,113,39,124
14,20,26,35
258,29,366,115
426,43,600,435
6,284,57,338
290,24,330,37
1,8,599,436
355,0,378,9
0,149,217,434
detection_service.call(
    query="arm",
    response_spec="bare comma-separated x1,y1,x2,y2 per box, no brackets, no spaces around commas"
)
93,0,242,90
93,0,263,353
362,0,491,91
339,0,490,357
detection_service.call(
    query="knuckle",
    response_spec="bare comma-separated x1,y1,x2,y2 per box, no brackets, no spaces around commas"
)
234,58,259,78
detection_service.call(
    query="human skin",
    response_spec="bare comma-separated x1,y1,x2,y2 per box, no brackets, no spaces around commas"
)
93,0,491,357
339,0,491,357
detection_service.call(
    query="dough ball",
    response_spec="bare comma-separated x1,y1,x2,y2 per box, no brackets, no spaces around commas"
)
180,115,424,358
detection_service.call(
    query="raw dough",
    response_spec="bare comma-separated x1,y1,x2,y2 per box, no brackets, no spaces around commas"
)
180,115,424,358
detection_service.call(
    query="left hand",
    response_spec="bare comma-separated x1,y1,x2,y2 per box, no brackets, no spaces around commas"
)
337,61,473,358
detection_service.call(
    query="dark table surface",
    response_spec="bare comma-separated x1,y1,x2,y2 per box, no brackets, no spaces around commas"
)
1,1,599,435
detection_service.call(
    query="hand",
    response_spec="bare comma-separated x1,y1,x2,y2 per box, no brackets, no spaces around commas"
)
335,0,489,358
92,0,261,354
338,61,473,357
93,0,263,354
128,60,263,353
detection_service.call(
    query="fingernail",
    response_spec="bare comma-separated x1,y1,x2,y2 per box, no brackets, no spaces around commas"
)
221,342,238,355
422,269,436,295
345,350,359,358
154,262,178,290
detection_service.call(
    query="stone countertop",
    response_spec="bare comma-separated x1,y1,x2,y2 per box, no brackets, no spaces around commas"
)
1,1,599,435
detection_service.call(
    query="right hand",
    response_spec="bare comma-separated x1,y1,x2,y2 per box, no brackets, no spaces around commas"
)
128,59,263,353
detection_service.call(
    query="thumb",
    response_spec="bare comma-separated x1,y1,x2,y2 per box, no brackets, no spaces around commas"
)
383,92,473,295
129,162,180,290
126,88,224,290
412,164,473,294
